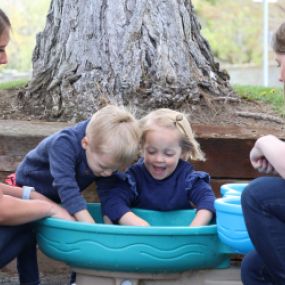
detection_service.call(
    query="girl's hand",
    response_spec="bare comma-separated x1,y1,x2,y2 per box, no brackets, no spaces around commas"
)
189,209,213,227
119,211,150,226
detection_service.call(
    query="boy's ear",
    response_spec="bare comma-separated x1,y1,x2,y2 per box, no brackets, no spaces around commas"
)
81,136,88,149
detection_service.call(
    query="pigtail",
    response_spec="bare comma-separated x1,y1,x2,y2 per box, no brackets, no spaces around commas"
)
173,114,205,161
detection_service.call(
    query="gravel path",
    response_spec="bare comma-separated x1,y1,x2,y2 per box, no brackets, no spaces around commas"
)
0,272,69,284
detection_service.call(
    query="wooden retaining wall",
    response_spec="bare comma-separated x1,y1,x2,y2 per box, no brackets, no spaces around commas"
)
1,120,281,196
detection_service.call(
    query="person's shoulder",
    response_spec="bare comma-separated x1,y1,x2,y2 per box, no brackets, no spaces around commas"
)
177,159,194,173
128,158,144,174
48,120,89,154
177,160,210,181
53,119,89,141
62,119,90,135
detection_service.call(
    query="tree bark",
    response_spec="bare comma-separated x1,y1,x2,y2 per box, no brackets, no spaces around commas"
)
19,0,234,122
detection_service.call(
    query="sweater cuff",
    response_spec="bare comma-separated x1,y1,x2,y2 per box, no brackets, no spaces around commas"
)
103,205,131,224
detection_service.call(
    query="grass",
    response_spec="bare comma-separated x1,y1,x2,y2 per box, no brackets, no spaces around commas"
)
233,84,285,117
0,79,29,90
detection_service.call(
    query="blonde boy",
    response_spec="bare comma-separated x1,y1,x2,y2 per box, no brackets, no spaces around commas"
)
15,105,141,223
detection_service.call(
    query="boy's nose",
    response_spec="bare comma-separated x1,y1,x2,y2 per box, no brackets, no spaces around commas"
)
155,153,165,162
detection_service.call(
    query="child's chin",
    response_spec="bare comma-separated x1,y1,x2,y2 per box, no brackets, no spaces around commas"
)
151,171,167,180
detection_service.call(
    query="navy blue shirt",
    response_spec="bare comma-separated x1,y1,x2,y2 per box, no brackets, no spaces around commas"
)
97,159,216,223
16,120,98,214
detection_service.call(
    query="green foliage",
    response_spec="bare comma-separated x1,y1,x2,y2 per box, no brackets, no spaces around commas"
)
1,0,51,71
193,0,263,65
233,84,285,116
0,79,28,89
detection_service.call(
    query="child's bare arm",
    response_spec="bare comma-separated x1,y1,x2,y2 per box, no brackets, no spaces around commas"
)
119,211,150,226
189,209,213,227
73,209,96,223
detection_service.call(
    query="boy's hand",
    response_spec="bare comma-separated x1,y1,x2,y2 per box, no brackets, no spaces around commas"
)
74,209,96,223
49,203,75,221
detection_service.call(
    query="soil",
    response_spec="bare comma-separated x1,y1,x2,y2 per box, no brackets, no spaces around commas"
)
1,88,284,133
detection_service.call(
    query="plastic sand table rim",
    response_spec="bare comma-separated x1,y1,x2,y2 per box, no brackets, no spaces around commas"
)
36,203,232,273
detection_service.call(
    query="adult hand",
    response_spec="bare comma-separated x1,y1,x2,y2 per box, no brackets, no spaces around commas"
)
249,137,278,175
250,148,275,174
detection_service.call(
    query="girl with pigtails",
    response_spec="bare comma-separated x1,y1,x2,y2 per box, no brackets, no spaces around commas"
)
97,108,215,227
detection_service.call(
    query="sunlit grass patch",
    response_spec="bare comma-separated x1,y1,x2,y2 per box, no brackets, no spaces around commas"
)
0,79,28,90
233,84,285,116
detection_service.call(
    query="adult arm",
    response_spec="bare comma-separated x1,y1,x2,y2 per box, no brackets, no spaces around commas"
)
1,183,53,202
0,189,74,225
250,135,285,178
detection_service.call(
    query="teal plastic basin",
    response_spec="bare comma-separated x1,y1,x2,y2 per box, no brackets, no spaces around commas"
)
36,203,231,273
220,183,248,197
215,196,254,254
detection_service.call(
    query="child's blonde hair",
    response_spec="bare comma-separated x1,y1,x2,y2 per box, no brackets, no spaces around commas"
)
86,105,141,169
140,108,205,161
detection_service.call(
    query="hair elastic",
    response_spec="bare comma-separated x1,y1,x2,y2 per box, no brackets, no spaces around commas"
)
22,186,35,200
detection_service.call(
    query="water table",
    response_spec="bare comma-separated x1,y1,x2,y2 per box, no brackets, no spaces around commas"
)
36,183,251,285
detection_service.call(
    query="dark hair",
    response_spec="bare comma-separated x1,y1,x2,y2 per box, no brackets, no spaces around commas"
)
272,22,285,54
0,9,11,36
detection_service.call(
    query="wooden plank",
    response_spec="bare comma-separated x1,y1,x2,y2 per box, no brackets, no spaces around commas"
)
193,137,261,179
210,178,250,198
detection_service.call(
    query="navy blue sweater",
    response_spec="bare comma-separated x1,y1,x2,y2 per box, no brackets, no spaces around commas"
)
97,159,216,223
16,120,98,214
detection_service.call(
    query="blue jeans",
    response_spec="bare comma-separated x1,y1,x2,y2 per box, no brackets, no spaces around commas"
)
241,177,285,285
0,223,39,285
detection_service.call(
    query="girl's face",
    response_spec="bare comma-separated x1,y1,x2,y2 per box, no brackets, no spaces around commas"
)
81,136,119,177
0,28,9,65
142,126,183,180
275,53,285,82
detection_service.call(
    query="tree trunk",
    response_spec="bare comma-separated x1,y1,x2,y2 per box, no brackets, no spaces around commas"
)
20,0,234,122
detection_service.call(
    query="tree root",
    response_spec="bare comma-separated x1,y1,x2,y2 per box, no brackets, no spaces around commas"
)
236,111,284,124
212,97,241,103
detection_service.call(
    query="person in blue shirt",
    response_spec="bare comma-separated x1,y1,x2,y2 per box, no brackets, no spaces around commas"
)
97,108,215,227
240,22,285,285
15,104,141,223
9,104,140,285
